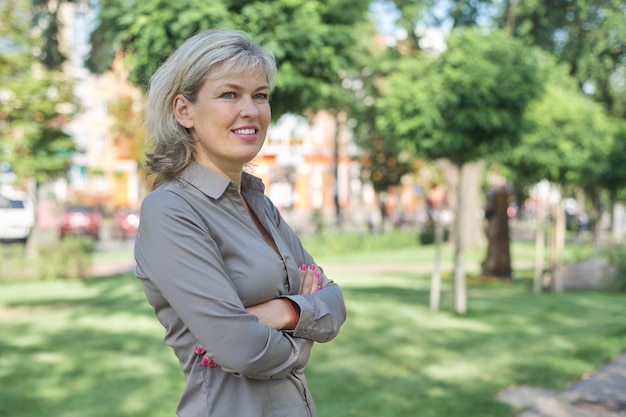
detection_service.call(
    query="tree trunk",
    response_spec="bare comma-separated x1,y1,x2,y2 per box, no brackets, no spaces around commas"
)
452,163,467,315
533,204,546,294
481,187,512,278
437,159,485,247
333,114,342,228
551,199,566,293
429,209,443,312
608,189,616,243
502,0,516,35
591,186,603,252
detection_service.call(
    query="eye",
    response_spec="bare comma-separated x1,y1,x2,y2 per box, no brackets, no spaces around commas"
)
221,92,237,99
254,93,269,101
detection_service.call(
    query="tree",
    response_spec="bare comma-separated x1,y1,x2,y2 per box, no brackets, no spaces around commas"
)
85,0,373,118
0,0,77,186
377,28,543,313
513,0,626,118
598,120,626,239
505,53,613,291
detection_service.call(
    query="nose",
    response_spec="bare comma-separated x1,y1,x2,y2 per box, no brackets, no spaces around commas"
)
240,96,260,118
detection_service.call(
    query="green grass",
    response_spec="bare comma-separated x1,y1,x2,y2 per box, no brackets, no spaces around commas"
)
0,234,625,417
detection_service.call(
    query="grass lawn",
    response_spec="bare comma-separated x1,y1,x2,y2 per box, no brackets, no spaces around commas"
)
0,236,625,417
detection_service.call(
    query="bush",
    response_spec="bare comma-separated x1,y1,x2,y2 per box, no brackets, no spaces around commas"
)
299,229,421,258
603,245,626,292
0,236,95,281
418,223,449,245
38,236,95,279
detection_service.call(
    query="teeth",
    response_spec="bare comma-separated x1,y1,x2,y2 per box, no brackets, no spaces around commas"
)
234,128,256,135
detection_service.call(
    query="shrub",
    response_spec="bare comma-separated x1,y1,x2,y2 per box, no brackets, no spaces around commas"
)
38,236,95,279
603,245,626,292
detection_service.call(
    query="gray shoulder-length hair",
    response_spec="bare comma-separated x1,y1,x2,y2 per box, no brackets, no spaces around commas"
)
144,29,277,189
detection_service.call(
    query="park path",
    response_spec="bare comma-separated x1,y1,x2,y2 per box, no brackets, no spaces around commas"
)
498,351,626,417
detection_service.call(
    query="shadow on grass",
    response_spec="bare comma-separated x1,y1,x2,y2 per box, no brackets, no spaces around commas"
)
309,278,626,416
0,273,182,417
1,270,625,417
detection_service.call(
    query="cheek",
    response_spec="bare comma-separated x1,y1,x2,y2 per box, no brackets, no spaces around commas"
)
260,106,271,127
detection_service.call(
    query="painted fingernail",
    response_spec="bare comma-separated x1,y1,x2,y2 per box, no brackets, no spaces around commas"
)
314,272,320,279
317,285,322,290
201,357,209,366
208,360,216,368
300,264,306,271
309,265,316,271
195,345,204,355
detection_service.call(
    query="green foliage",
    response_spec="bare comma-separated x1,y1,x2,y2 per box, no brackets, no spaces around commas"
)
598,119,626,196
418,222,449,245
603,245,626,292
86,0,232,87
86,0,373,118
377,28,544,166
514,0,626,118
299,229,422,258
30,0,66,69
38,236,95,280
360,133,414,192
505,52,613,189
0,237,95,281
0,0,77,184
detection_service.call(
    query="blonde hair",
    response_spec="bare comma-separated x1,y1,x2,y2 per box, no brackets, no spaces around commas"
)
144,29,277,189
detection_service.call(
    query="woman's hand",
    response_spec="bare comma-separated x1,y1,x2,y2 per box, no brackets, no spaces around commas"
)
298,264,321,295
195,345,219,368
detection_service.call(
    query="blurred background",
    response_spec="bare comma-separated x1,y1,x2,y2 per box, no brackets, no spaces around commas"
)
1,2,626,416
0,0,625,292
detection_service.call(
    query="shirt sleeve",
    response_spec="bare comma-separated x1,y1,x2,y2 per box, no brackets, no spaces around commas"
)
135,188,306,380
263,197,347,342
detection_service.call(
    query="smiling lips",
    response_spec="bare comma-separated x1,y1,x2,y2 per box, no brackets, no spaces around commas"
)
232,127,259,141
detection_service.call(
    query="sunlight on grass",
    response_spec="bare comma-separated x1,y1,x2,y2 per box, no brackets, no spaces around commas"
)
0,234,625,417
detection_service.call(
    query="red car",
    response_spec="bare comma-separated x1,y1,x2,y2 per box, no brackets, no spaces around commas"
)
59,205,101,240
112,208,140,240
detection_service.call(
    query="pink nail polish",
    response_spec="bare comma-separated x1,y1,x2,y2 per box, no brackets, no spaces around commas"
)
314,272,320,279
309,265,316,271
201,357,209,366
317,285,322,290
208,360,216,368
195,345,204,355
300,264,306,271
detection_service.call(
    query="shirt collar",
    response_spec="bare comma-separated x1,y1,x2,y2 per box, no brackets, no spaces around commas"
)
179,162,265,199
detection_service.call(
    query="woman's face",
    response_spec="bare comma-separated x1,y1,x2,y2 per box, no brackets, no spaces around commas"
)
173,71,271,180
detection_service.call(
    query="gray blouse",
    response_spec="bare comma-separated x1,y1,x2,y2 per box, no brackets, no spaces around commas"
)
134,162,346,417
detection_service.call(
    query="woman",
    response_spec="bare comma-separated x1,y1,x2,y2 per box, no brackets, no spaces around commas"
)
134,29,346,417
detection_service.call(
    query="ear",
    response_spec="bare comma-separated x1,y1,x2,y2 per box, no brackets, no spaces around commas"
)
173,94,194,128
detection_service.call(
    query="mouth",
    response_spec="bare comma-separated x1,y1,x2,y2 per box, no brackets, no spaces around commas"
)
232,128,257,135
232,127,260,142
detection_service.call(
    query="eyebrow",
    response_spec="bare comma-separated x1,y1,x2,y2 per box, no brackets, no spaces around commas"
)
216,82,270,92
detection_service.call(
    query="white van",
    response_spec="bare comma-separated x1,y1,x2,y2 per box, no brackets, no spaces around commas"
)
0,191,35,244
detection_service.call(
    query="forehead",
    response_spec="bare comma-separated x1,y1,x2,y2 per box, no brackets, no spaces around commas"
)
203,72,270,89
206,59,270,82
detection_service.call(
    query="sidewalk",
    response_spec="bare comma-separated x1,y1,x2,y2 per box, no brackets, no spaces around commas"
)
497,351,626,417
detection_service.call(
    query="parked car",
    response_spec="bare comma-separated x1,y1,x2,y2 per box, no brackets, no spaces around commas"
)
0,191,35,244
59,205,101,240
112,208,140,240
